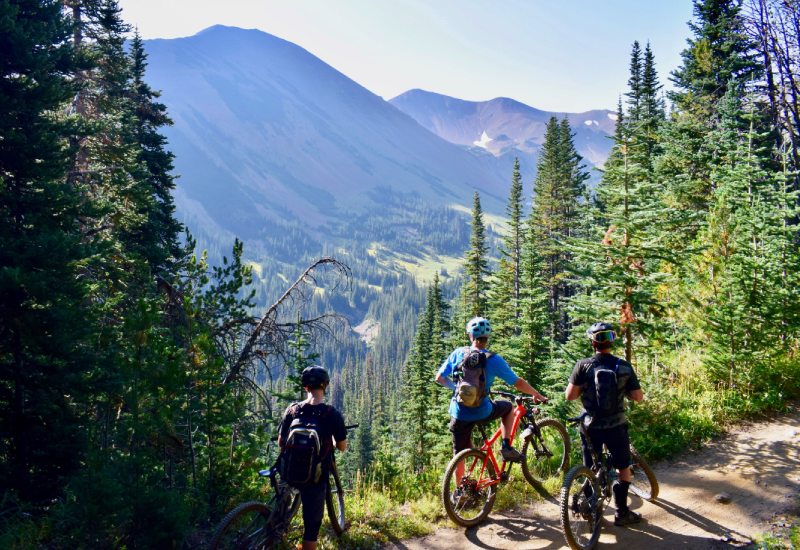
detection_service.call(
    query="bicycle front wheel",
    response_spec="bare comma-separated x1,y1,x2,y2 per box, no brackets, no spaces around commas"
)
521,417,570,487
326,462,346,534
208,501,272,550
629,446,659,501
560,465,602,550
441,448,497,527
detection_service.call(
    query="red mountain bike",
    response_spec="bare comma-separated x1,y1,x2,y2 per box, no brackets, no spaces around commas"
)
441,391,570,526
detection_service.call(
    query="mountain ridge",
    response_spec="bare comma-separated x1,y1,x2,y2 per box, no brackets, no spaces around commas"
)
141,25,615,282
143,25,515,244
389,88,615,165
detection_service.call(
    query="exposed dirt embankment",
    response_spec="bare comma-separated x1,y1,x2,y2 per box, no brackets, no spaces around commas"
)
385,406,800,549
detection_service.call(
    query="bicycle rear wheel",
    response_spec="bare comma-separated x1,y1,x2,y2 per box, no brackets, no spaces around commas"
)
521,417,570,487
629,446,659,501
326,462,346,534
441,448,497,527
208,501,272,550
560,465,602,550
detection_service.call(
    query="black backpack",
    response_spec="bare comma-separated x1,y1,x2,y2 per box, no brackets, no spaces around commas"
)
454,347,494,407
279,403,332,485
591,358,622,417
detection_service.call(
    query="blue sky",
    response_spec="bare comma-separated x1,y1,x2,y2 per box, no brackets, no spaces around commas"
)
118,0,696,113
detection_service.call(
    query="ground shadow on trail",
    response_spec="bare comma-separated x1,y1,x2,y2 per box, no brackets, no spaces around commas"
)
646,496,753,547
464,513,564,549
460,497,755,550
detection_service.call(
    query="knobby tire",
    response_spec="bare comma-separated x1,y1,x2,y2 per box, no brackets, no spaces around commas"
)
208,501,272,550
560,465,602,550
521,417,570,487
629,446,659,501
326,463,346,534
441,448,497,527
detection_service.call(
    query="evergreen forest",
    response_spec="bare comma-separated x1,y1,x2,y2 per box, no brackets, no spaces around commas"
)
2,0,800,547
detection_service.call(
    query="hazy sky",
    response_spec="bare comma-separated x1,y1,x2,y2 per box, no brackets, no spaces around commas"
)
117,0,696,113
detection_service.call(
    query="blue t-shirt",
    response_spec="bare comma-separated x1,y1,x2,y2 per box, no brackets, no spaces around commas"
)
437,346,519,422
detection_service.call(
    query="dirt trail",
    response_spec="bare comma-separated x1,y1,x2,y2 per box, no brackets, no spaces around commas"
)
384,406,800,549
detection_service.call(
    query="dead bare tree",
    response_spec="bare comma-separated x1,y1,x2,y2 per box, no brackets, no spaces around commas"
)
223,257,352,386
746,0,800,170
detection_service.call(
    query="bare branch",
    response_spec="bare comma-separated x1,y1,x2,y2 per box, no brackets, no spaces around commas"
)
223,257,351,385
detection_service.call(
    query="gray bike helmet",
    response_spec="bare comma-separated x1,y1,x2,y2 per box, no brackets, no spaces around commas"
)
466,317,492,338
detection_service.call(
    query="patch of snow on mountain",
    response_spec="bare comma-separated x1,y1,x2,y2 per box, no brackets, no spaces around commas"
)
473,130,493,149
584,120,599,126
608,112,618,121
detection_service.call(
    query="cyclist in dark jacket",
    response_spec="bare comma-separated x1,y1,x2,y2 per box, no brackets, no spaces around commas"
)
278,366,347,550
565,322,644,527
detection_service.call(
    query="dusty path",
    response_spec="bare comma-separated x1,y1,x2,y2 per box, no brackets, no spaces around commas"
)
384,406,800,549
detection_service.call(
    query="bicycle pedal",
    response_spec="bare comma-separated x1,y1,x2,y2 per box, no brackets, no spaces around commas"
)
500,471,509,482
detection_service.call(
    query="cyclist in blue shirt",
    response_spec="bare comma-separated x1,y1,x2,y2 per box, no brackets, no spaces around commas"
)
435,316,548,462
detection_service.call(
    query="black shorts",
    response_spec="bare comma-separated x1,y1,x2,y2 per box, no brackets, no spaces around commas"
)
581,423,632,471
298,479,326,542
449,400,514,454
290,459,331,542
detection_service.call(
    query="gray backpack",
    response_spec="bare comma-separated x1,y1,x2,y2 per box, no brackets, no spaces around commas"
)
454,347,494,407
279,403,331,485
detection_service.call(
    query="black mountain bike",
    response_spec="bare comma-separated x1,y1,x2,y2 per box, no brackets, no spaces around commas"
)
209,425,356,550
559,415,658,550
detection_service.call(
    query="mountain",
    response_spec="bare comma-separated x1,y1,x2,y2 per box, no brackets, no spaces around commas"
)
389,89,616,167
141,26,616,289
142,26,513,253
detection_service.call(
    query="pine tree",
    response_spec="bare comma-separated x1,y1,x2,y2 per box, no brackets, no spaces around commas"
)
665,0,761,212
512,219,552,385
640,42,666,165
529,117,589,343
626,41,644,123
427,275,454,464
692,84,800,392
0,0,94,504
569,41,671,364
489,158,525,343
399,285,436,472
461,191,490,319
127,31,183,274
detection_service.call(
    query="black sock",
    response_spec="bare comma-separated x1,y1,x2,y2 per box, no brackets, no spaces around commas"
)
613,480,630,514
502,438,511,449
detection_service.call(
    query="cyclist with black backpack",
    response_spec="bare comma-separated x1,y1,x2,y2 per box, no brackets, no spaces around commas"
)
277,366,347,550
565,322,644,527
435,316,548,463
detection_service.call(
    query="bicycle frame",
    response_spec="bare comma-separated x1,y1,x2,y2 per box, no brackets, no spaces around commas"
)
470,399,530,490
572,420,613,500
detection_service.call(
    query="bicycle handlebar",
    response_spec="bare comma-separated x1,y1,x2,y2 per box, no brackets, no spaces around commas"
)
490,390,548,404
567,412,589,426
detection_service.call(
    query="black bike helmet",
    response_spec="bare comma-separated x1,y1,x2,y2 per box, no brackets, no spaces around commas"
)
586,322,616,344
301,365,330,388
